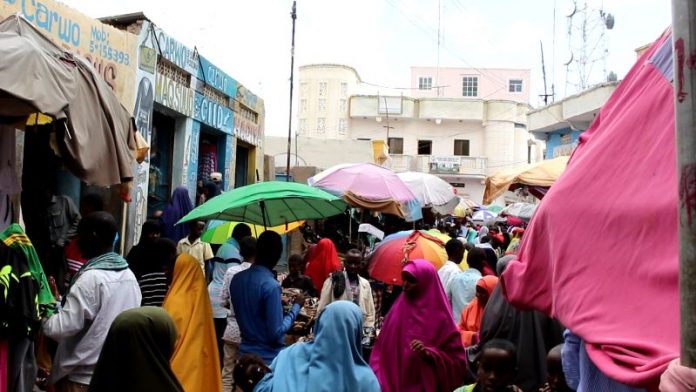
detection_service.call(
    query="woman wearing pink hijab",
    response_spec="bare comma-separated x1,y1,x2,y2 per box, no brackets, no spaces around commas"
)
370,259,468,392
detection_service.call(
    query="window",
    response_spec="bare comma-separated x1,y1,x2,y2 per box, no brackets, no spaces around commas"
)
454,139,470,156
462,76,479,97
338,119,347,135
419,76,432,90
300,99,308,113
339,99,347,113
340,82,348,97
388,137,404,154
299,118,307,132
318,82,327,96
318,99,326,112
418,140,432,155
317,117,326,134
300,82,308,96
509,79,523,93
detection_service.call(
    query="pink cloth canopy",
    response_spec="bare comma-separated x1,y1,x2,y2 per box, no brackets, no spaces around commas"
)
502,30,679,390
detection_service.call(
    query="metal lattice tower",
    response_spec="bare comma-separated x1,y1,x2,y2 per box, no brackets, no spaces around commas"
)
564,0,614,96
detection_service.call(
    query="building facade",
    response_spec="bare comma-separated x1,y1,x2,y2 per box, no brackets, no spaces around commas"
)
349,96,530,203
103,14,266,249
410,66,531,103
528,82,618,159
297,64,361,139
293,64,534,203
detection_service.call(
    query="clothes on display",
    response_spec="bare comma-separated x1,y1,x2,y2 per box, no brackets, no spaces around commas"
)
198,141,217,183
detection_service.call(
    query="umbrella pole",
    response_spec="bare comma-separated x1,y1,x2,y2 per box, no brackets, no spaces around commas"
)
348,210,352,244
260,200,268,230
674,0,696,367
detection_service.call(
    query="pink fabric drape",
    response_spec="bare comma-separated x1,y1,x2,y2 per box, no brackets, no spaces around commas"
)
502,30,678,390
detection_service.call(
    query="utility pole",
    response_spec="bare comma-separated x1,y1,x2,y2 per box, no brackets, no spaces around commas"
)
673,0,696,367
285,0,297,182
436,0,441,97
382,96,393,140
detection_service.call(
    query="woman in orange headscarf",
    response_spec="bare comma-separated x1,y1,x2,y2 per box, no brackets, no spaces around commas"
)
458,275,499,347
163,254,222,392
304,238,342,293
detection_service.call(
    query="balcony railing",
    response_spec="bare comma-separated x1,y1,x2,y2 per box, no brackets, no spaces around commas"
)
387,155,488,176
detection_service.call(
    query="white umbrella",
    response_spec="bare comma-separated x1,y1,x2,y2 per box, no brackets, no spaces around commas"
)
472,209,497,222
500,203,538,221
396,172,458,214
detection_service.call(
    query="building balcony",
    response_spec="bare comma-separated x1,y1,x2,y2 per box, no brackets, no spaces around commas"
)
387,154,488,176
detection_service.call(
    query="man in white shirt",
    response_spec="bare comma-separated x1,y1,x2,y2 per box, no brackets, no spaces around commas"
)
177,220,214,271
317,248,376,329
43,212,141,391
438,239,466,293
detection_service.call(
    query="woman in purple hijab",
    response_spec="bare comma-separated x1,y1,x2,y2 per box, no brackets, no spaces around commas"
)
370,259,468,392
160,186,194,242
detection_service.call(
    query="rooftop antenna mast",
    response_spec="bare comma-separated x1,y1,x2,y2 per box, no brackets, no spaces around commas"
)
540,41,553,105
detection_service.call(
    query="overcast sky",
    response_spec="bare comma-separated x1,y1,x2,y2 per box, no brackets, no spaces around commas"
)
61,0,672,136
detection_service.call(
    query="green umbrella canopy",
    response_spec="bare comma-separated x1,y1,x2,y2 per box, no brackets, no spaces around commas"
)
177,181,347,227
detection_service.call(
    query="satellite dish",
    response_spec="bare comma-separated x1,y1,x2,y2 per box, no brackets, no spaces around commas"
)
564,53,574,66
604,13,615,29
566,1,577,17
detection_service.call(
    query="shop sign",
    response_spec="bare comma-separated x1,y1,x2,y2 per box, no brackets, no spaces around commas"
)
198,56,237,97
429,156,461,174
553,142,577,158
0,0,138,109
155,29,198,74
235,116,261,146
155,73,194,117
236,84,259,110
194,93,233,134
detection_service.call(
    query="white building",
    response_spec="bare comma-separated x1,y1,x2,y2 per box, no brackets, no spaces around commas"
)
293,64,539,204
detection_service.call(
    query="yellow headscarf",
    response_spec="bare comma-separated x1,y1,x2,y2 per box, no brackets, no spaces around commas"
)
163,254,222,392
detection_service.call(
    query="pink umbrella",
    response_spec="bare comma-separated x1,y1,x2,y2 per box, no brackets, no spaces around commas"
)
308,163,422,221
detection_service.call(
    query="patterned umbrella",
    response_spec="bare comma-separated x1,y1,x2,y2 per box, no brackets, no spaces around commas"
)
201,220,304,244
368,230,447,285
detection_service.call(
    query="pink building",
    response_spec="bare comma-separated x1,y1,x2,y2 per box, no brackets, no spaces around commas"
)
410,66,531,103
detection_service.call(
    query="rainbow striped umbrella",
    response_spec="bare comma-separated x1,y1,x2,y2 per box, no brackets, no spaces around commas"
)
202,220,304,244
368,230,448,285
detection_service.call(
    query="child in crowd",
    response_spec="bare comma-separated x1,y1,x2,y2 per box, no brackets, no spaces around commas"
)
540,344,573,392
281,254,318,297
233,354,271,392
176,219,213,272
456,339,523,392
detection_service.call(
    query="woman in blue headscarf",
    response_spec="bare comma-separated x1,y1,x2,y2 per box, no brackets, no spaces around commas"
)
254,301,380,392
160,187,194,242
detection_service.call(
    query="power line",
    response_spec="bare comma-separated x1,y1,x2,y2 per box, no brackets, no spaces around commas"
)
382,0,514,93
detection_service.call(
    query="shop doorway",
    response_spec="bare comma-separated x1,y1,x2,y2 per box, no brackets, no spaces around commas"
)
148,111,175,217
198,127,225,185
235,144,249,188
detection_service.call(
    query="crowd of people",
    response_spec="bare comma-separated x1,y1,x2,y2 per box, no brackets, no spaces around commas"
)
1,184,653,392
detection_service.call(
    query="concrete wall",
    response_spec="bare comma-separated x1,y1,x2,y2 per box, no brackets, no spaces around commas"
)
264,135,374,171
410,66,531,103
350,117,488,158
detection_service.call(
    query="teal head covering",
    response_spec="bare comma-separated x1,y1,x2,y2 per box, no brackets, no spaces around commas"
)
255,301,380,392
88,307,184,392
